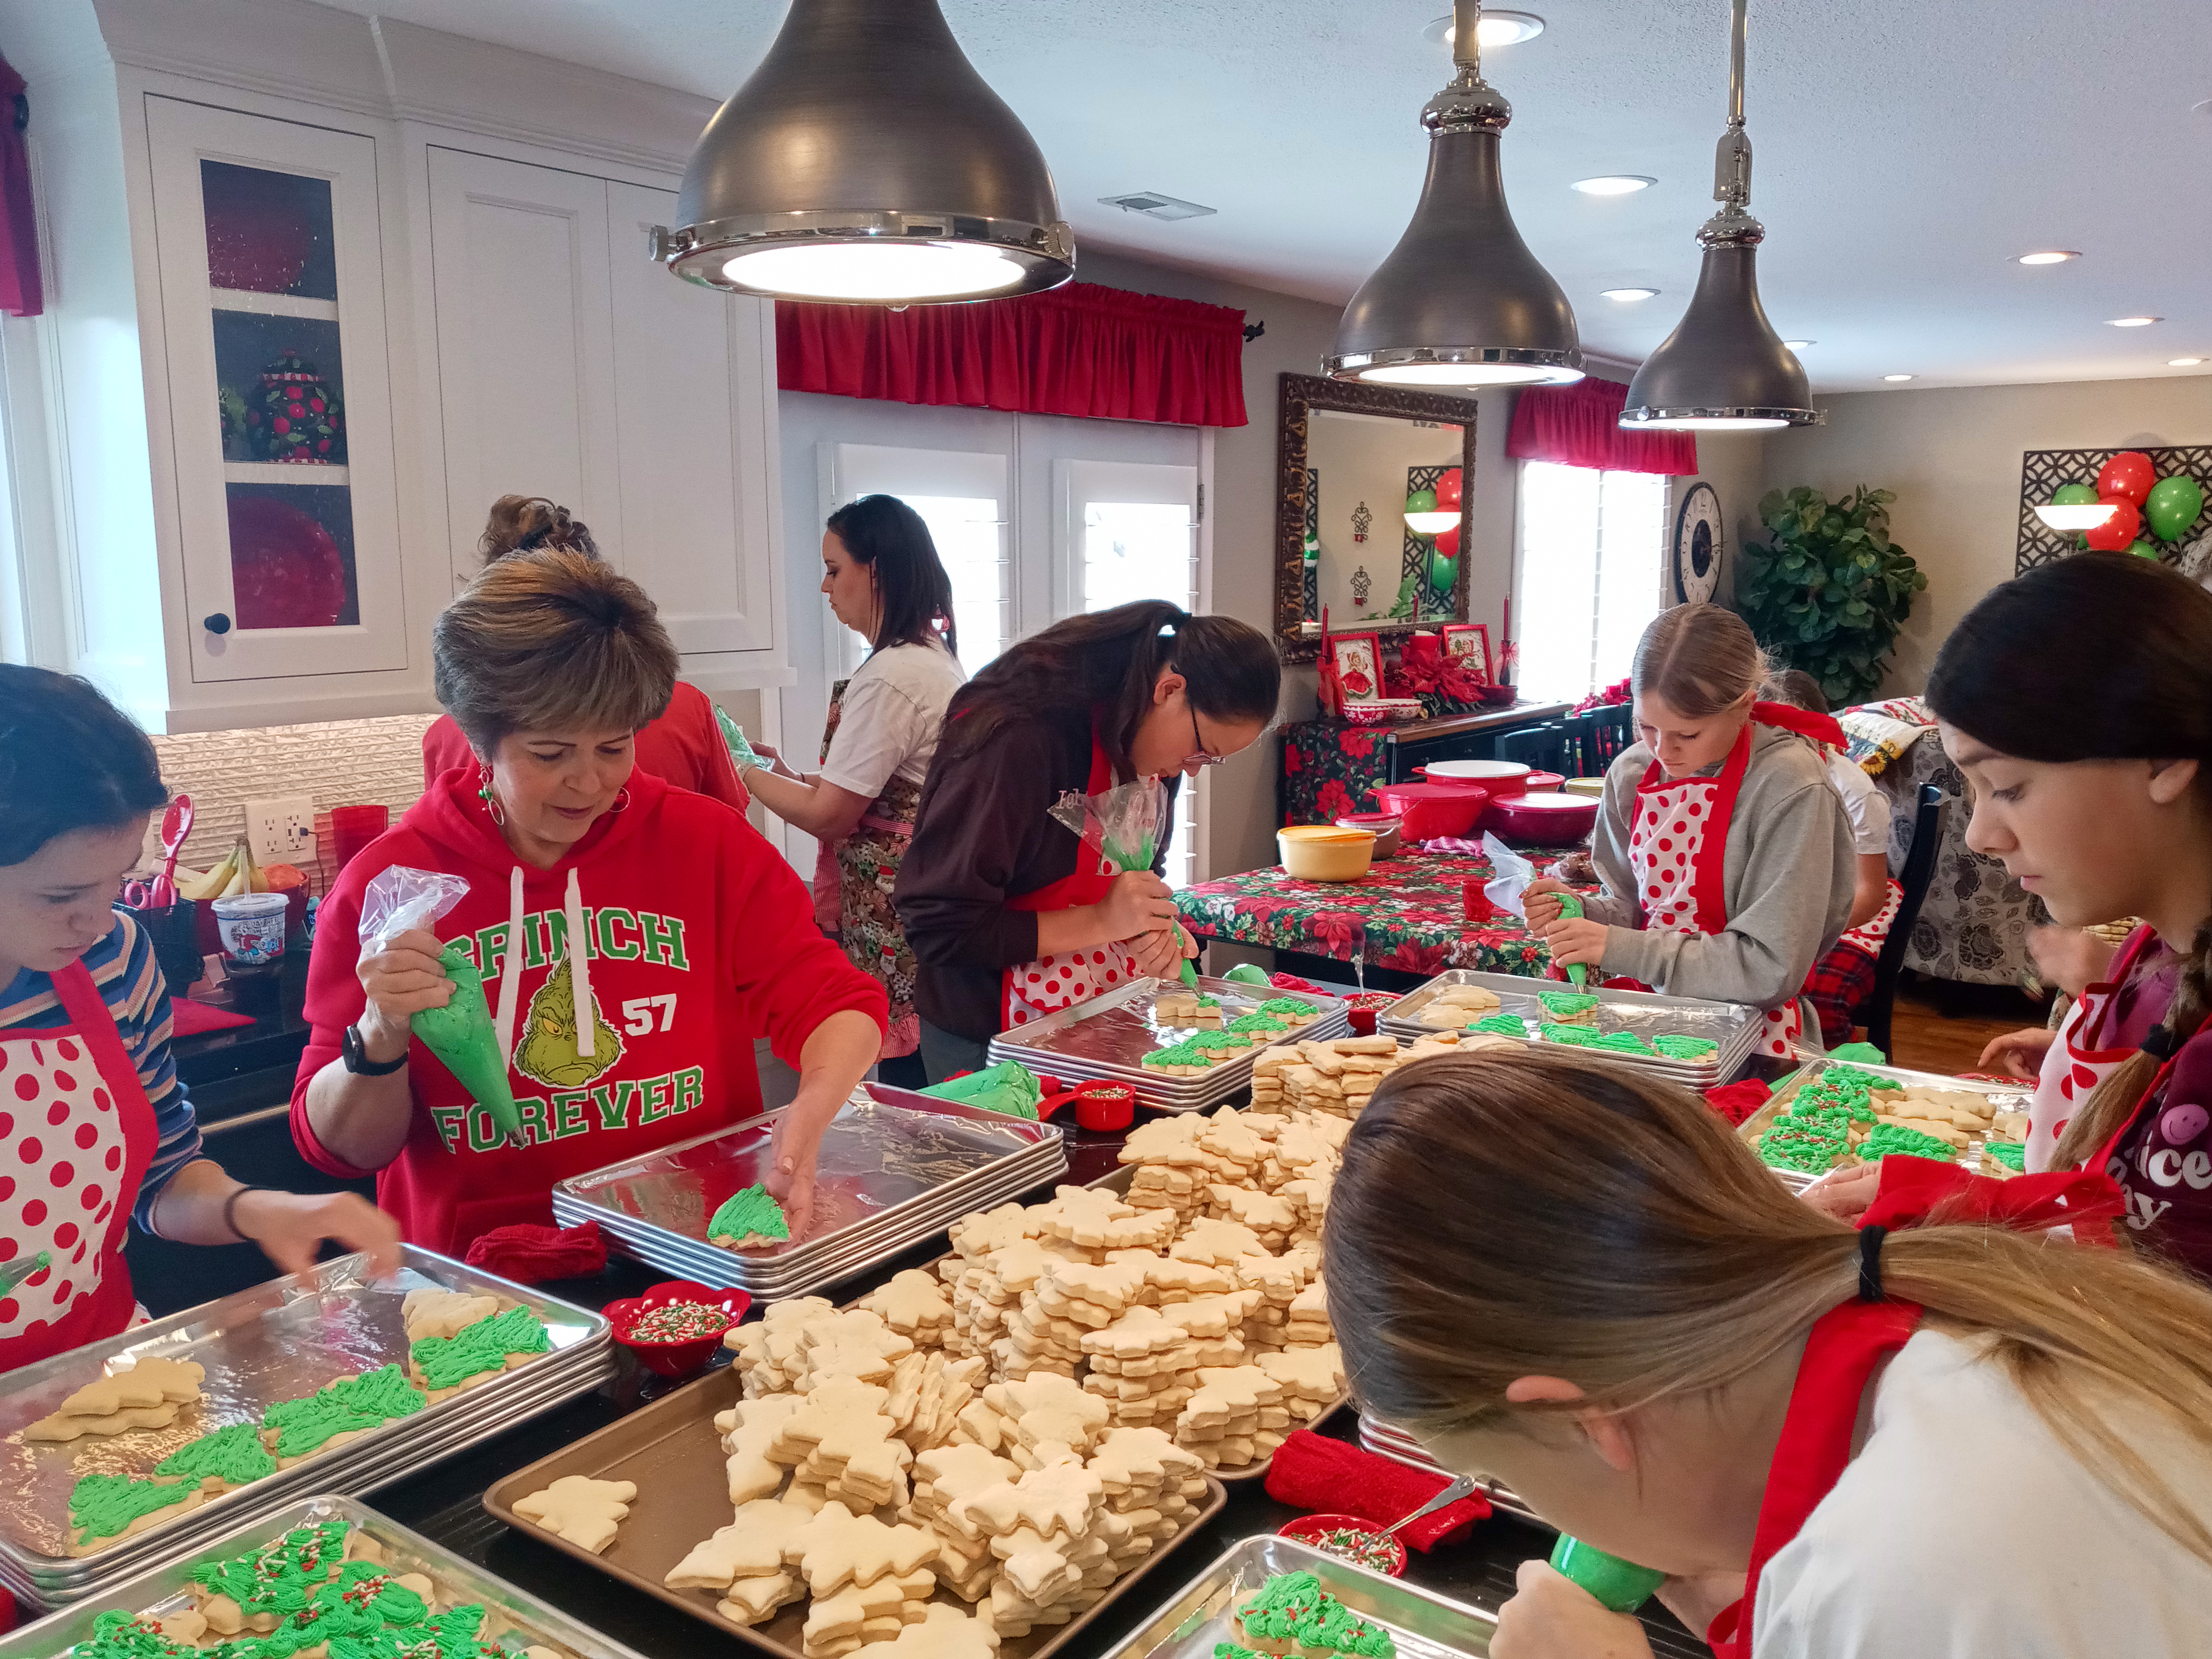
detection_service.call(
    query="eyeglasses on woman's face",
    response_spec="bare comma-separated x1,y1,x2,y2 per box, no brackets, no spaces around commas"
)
1184,703,1226,772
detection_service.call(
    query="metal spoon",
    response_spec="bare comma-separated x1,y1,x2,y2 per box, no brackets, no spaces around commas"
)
1382,1473,1480,1537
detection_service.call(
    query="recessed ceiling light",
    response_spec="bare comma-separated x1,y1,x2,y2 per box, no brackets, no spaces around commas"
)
2107,316,2163,327
1600,287,1658,301
1571,175,1656,196
2170,357,2206,367
1883,374,1915,382
1782,340,1814,349
2015,250,2079,265
1422,11,1546,51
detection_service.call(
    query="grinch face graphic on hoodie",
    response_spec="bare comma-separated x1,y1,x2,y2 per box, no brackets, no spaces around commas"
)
514,956,624,1088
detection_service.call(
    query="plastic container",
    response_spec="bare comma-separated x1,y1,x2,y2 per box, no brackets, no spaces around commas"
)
603,1278,751,1380
210,891,290,967
1420,758,1531,795
1372,782,1488,843
1483,791,1601,844
1334,812,1403,860
1548,1535,1667,1612
1278,826,1377,882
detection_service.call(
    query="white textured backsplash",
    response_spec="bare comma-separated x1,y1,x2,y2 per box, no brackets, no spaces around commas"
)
144,715,438,895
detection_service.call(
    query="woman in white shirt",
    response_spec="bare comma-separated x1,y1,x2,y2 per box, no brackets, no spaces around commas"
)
1326,1049,2212,1658
741,496,966,1088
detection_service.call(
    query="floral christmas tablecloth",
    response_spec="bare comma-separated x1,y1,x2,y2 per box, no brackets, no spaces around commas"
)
1174,844,1583,978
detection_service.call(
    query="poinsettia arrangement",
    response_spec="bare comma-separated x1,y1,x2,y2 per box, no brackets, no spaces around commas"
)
1570,677,1630,715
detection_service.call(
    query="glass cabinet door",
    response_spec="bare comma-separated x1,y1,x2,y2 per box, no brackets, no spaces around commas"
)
146,97,406,681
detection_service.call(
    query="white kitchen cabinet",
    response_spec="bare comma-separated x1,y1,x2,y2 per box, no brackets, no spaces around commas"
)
424,147,618,583
144,98,412,685
0,2,789,730
427,153,781,667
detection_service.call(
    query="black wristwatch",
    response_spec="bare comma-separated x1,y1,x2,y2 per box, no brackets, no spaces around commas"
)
341,1024,409,1075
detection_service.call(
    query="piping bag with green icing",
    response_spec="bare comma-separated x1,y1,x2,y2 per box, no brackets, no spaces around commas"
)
1548,1535,1666,1612
358,865,520,1142
1552,892,1589,987
413,940,522,1139
920,1060,1042,1120
714,701,764,775
1047,776,1197,986
0,1250,50,1295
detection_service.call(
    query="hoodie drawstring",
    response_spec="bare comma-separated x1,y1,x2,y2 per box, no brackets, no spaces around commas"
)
565,868,595,1058
493,866,523,1066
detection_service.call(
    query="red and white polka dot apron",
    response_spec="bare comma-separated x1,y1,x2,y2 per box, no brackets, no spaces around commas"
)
1627,722,1806,1059
1001,733,1138,1029
2026,927,2160,1174
1834,877,1905,959
0,958,158,1369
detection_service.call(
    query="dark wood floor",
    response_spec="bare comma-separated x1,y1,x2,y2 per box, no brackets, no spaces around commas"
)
1880,976,2048,1076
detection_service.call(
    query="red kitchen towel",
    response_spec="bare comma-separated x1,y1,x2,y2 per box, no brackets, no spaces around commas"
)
1703,1079,1773,1127
463,1220,608,1283
1264,1429,1489,1550
170,996,255,1036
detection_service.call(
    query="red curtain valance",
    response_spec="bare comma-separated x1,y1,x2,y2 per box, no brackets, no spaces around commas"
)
776,281,1248,428
0,55,42,319
1505,376,1697,475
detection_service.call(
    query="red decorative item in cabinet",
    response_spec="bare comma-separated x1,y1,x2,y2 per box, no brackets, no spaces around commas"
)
205,198,312,294
226,495,348,629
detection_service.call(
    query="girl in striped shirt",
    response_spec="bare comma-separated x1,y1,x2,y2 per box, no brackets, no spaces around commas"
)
0,665,398,1371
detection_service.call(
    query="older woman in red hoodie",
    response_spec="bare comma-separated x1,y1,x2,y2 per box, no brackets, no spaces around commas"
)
291,550,885,1256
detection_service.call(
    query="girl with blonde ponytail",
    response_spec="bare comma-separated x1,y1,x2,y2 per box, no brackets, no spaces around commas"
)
1924,555,2212,1273
1327,1049,2212,1656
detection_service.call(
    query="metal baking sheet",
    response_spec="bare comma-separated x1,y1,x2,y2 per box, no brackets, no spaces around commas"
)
0,1495,653,1659
1091,1534,1496,1659
1737,1058,2033,1191
990,978,1345,1079
554,1157,1068,1297
0,1250,607,1583
4,1353,611,1607
1379,969,1758,1083
481,1364,1228,1659
554,1089,1064,1272
1354,1425,1544,1533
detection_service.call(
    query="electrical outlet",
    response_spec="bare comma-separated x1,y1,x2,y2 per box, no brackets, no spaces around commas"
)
245,795,317,865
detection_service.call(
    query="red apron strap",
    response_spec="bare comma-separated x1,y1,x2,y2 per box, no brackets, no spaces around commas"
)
1862,1152,2125,1241
1689,724,1754,927
2089,1005,2212,1174
1750,700,1849,751
1707,1298,1922,1658
50,957,161,1210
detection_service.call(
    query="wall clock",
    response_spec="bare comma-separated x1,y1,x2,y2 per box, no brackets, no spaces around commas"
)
1673,481,1723,605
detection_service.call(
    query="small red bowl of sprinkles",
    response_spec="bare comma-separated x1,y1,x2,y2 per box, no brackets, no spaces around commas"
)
605,1279,751,1379
1276,1513,1407,1577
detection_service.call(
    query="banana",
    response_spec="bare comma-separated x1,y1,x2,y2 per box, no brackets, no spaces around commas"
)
178,848,238,902
221,837,253,898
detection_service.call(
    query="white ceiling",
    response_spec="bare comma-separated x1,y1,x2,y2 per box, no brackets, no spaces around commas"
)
325,0,2212,394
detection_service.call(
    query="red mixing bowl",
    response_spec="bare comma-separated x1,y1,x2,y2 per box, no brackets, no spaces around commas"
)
1372,782,1488,843
1419,759,1532,795
1483,791,1600,844
604,1280,751,1379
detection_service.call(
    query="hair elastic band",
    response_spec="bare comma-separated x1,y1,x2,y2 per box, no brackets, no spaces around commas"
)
2143,1023,2181,1062
1857,1224,1888,1303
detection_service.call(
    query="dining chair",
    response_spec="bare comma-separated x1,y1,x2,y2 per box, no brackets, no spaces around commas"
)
1498,723,1566,774
1860,783,1949,1060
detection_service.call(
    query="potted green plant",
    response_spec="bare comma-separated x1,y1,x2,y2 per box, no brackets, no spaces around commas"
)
1734,485,1927,706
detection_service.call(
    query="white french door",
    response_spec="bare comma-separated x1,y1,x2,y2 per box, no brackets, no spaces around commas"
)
778,394,1213,882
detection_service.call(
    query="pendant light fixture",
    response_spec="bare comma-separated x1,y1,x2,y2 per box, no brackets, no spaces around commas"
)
1620,0,1817,430
651,0,1075,306
1326,0,1582,387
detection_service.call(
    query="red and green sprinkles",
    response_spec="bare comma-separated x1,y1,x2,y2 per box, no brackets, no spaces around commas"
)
626,1300,732,1343
1309,1526,1401,1572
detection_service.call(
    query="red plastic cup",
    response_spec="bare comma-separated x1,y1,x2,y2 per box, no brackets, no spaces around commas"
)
1464,879,1498,923
330,804,389,875
1347,1007,1379,1036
